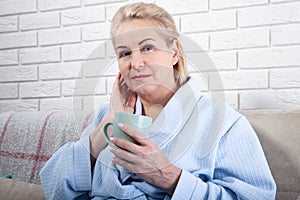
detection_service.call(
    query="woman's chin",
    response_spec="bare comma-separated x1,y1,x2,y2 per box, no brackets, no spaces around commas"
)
134,84,157,97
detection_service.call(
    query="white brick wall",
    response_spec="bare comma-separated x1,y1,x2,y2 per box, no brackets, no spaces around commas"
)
0,66,37,82
20,46,60,64
0,50,18,66
39,27,81,46
0,0,36,16
0,0,299,112
20,12,60,31
0,16,18,33
0,32,37,49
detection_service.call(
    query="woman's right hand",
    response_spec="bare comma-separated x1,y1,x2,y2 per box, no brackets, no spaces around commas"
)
89,72,137,167
108,72,137,118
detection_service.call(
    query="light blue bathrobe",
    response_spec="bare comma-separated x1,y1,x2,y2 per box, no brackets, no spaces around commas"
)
40,77,276,200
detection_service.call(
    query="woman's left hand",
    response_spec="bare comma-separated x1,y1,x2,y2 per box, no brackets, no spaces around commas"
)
110,123,182,195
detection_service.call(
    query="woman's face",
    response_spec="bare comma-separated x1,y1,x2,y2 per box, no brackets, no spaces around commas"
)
114,19,179,97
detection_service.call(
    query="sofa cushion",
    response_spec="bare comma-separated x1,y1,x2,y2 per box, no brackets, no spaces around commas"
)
240,110,300,200
0,111,93,184
0,178,45,200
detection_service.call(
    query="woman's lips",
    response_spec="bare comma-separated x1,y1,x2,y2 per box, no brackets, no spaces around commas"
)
131,74,151,81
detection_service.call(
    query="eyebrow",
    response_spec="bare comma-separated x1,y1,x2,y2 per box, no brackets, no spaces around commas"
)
116,38,155,50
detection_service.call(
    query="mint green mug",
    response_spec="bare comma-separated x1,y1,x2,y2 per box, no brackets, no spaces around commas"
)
102,112,152,146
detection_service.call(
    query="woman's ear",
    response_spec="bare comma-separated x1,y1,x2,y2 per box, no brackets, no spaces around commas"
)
172,39,180,66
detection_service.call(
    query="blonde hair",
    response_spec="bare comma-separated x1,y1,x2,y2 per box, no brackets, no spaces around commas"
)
110,2,189,87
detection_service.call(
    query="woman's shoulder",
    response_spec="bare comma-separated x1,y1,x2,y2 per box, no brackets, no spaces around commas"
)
196,95,244,132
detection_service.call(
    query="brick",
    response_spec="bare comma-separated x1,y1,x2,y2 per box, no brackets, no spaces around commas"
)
225,92,238,110
106,41,116,58
0,84,18,99
39,0,81,11
190,72,209,91
209,91,239,110
211,0,267,10
0,66,37,82
106,3,127,21
83,0,126,5
39,62,82,80
62,78,106,96
82,23,111,41
156,0,208,14
183,33,209,52
270,0,300,3
208,52,237,71
186,52,217,72
0,50,18,66
0,0,36,16
39,27,81,46
83,95,110,113
20,46,60,64
20,12,60,31
270,68,300,88
62,42,105,61
238,2,300,27
83,59,118,77
40,97,82,111
0,100,38,112
20,82,60,98
210,70,268,90
181,10,236,33
106,76,114,94
272,24,300,46
211,27,269,51
0,16,18,33
240,89,300,109
239,46,300,69
61,6,105,26
186,51,237,72
0,32,37,50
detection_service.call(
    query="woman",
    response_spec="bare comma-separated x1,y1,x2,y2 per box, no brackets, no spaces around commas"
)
40,2,276,199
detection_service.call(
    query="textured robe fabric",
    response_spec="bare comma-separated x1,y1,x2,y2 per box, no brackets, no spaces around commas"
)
40,77,276,200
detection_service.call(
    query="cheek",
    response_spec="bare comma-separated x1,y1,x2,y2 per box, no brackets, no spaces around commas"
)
118,62,130,75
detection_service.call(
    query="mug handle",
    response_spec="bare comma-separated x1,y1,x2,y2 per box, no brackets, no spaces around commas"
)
102,122,115,147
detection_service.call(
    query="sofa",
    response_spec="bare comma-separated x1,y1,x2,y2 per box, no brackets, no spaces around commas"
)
0,109,299,200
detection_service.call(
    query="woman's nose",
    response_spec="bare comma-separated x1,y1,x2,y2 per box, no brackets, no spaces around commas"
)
130,50,144,70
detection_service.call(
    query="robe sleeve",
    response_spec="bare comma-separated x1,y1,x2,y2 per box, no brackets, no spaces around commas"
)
171,116,276,200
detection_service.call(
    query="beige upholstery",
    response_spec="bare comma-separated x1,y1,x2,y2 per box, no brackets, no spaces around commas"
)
0,178,45,200
0,110,299,200
240,110,300,200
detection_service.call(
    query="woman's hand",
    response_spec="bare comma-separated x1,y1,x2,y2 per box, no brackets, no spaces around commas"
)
110,123,182,195
89,73,137,168
109,72,137,117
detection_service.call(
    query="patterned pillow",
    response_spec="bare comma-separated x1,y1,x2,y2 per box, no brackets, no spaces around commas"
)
0,111,93,184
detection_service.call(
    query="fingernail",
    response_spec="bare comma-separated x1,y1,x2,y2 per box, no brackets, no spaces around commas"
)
110,137,115,141
117,122,124,127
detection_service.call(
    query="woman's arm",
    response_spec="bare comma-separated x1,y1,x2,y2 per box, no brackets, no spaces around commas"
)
40,72,137,199
171,116,276,200
39,104,109,199
40,130,95,199
89,73,137,168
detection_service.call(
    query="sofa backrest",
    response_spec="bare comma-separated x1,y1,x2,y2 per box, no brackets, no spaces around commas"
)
0,110,299,200
0,111,93,184
240,110,300,200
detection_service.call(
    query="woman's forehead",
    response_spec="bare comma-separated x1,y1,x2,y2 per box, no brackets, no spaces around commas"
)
114,28,175,49
114,28,161,46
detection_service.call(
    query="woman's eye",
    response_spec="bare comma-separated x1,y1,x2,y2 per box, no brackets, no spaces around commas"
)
118,50,131,58
141,45,154,52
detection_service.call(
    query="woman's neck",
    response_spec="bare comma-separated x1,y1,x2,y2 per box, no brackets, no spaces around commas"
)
140,87,177,121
